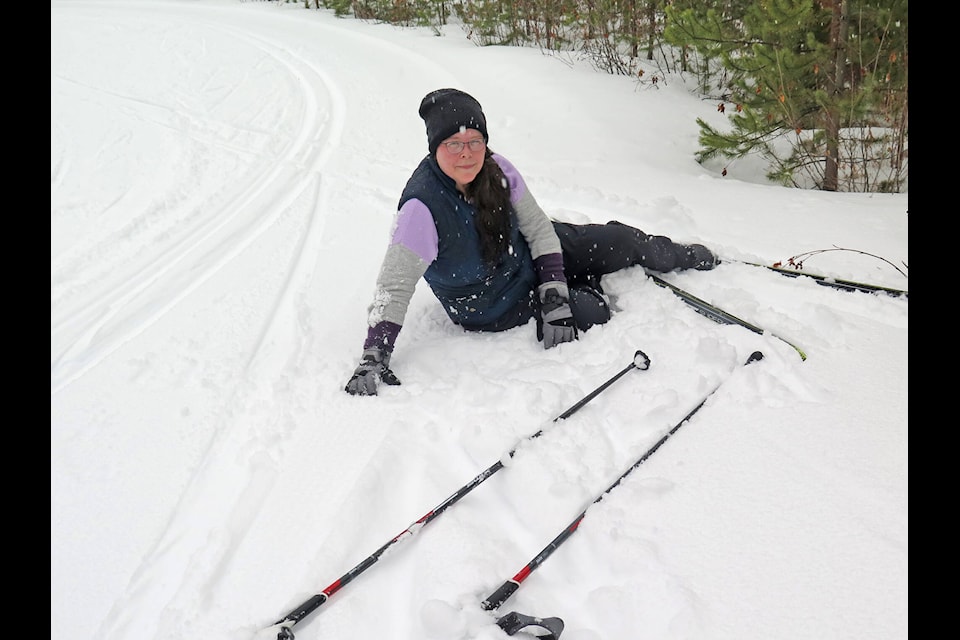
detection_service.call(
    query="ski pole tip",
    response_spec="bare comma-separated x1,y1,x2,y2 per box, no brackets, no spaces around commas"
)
747,351,764,364
633,349,651,370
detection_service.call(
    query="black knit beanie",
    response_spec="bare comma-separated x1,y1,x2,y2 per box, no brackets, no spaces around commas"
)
418,88,489,156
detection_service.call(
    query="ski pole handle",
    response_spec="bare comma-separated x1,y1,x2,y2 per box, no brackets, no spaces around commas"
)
482,580,519,611
556,349,650,421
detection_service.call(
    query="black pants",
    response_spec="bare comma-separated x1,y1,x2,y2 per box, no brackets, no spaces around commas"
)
553,220,693,284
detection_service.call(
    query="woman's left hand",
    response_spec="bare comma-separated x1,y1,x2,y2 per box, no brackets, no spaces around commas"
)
538,283,578,349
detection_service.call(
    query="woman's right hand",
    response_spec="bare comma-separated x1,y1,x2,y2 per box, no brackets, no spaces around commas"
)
344,348,401,396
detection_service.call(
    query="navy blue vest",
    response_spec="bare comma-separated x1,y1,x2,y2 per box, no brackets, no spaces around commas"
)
399,156,537,330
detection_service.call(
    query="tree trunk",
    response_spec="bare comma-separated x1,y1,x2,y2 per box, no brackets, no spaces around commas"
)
823,0,848,192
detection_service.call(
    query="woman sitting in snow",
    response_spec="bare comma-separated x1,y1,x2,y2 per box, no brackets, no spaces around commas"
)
345,88,718,396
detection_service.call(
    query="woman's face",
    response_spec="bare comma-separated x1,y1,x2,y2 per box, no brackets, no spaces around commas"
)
435,128,486,192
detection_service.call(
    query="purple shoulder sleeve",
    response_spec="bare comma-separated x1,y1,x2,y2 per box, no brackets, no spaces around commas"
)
393,198,439,263
491,153,528,204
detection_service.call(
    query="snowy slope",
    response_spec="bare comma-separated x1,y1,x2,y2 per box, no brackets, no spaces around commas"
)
51,2,908,640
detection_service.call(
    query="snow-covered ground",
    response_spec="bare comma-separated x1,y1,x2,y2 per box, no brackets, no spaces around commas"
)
51,2,908,639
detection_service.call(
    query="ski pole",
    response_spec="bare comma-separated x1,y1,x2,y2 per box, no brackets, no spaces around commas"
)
646,272,807,361
261,349,652,640
481,351,764,625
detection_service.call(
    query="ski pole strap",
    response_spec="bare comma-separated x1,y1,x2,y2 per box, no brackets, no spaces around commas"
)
496,611,565,639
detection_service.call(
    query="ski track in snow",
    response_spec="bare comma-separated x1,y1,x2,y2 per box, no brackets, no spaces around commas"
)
51,15,339,395
55,6,351,640
52,4,496,640
79,13,348,640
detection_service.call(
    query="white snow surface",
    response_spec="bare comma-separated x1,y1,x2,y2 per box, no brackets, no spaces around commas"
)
51,2,908,640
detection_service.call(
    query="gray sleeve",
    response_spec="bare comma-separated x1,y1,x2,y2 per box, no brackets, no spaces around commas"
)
367,243,429,328
492,153,562,260
514,187,562,260
366,199,437,329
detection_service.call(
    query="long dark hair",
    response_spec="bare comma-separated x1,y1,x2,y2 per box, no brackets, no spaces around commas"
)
463,147,513,266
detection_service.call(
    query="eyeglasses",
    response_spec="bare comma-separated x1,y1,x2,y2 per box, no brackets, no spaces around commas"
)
441,139,486,154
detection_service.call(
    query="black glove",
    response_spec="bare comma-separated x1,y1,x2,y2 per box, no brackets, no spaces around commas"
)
538,282,578,349
344,348,401,396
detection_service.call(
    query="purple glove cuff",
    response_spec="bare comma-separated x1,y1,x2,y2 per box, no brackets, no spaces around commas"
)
534,252,566,284
363,321,401,353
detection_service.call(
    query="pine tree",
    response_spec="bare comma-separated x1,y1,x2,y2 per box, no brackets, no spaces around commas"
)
666,0,907,192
